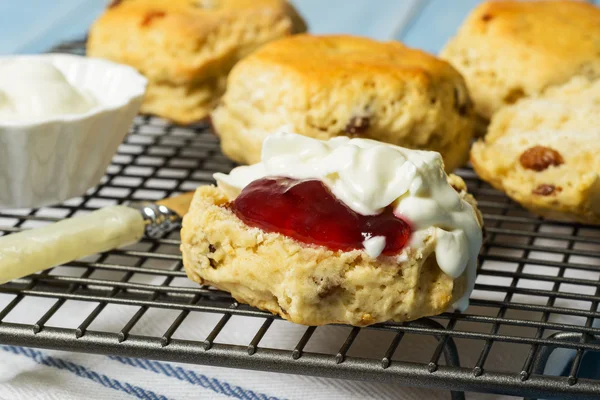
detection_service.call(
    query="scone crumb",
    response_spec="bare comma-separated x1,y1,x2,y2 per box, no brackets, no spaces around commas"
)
360,314,375,324
519,146,564,172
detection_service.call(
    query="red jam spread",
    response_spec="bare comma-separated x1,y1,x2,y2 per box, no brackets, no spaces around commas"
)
231,177,412,255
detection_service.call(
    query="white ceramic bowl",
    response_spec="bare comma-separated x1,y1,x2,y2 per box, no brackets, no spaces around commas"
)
0,54,147,208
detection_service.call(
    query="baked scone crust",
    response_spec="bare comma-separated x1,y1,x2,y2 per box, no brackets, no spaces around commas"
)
441,0,600,121
471,77,600,224
211,34,476,172
140,74,227,125
181,176,480,326
87,0,306,124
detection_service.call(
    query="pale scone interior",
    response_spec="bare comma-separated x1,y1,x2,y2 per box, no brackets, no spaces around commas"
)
471,77,600,224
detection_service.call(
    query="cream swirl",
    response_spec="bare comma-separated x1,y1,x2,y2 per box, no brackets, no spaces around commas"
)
0,60,97,122
214,131,483,310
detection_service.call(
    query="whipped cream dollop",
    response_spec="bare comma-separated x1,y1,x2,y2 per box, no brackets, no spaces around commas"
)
215,132,483,310
0,60,97,122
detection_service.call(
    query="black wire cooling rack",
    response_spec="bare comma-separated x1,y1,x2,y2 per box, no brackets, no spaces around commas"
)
1,41,600,400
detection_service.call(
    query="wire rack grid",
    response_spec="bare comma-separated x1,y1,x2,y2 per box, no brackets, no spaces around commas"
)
1,41,600,400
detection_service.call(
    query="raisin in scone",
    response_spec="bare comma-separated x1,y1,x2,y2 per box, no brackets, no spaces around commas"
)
211,34,476,172
87,0,306,124
181,132,483,326
441,0,600,121
471,77,600,224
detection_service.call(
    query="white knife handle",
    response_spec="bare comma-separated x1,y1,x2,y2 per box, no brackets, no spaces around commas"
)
0,205,145,284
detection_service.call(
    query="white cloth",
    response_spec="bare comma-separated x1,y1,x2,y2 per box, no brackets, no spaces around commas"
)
0,289,567,400
0,223,589,400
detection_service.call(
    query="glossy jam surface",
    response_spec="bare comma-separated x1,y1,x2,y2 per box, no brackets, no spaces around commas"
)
231,177,412,255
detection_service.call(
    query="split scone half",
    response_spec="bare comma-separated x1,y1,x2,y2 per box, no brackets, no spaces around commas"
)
181,132,483,326
471,76,600,224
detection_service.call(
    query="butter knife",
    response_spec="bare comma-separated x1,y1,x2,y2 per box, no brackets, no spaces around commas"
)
0,191,195,284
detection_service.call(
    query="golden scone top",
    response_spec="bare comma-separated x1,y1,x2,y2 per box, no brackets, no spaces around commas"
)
441,0,600,119
251,34,465,85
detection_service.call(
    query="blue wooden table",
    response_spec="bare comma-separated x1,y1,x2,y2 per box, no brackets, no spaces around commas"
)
3,0,599,55
1,0,483,56
2,0,599,397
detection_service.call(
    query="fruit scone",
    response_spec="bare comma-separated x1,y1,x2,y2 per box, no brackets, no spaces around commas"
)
211,34,477,172
441,0,600,124
181,132,483,326
471,77,600,224
87,0,306,124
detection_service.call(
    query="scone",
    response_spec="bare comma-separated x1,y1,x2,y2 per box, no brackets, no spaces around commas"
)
211,34,476,172
181,132,483,326
87,0,306,124
471,76,600,224
441,0,600,121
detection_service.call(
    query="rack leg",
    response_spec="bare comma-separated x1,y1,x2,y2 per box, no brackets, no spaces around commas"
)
410,319,465,400
525,332,600,400
530,332,582,377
